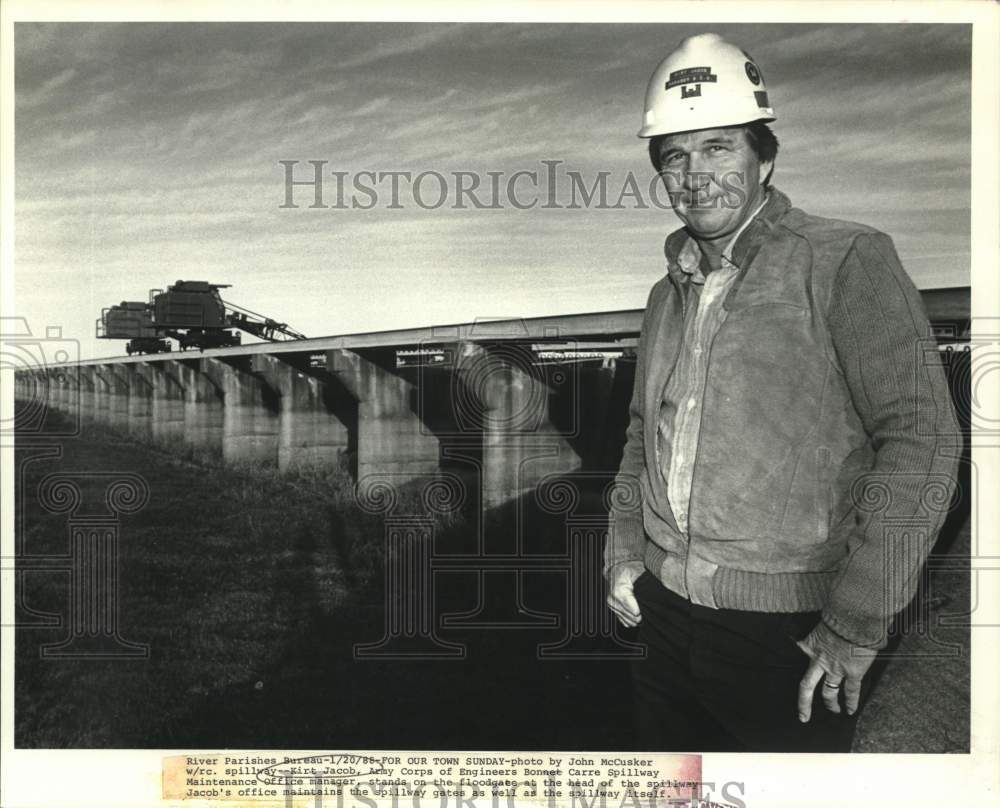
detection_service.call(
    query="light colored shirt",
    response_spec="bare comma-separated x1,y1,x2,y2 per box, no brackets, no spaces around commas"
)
655,196,768,535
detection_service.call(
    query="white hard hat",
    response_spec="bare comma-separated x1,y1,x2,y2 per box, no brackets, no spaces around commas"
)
639,33,776,138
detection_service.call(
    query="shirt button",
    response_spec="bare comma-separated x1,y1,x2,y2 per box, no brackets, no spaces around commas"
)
676,454,684,465
687,398,696,410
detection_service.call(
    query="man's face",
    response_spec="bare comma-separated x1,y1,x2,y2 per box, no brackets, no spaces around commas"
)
657,126,771,242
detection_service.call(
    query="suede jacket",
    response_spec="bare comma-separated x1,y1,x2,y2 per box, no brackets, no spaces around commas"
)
604,188,961,659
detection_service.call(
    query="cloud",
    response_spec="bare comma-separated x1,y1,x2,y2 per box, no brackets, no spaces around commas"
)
17,66,78,108
351,96,390,117
331,24,465,69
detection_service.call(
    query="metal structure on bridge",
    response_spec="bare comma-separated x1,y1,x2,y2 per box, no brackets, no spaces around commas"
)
96,280,306,355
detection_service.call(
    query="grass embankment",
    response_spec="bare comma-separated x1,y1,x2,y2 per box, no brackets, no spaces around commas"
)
15,415,457,747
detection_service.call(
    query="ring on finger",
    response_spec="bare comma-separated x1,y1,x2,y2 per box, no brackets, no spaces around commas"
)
822,679,843,690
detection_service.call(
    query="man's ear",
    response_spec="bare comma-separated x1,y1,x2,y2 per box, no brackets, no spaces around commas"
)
759,160,774,187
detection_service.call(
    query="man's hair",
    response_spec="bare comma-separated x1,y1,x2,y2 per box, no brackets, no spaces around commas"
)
648,121,779,186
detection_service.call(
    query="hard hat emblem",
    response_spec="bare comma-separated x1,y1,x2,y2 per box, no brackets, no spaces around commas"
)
744,61,761,85
665,66,717,90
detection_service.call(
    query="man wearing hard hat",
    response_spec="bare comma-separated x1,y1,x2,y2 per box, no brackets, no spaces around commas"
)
604,33,959,751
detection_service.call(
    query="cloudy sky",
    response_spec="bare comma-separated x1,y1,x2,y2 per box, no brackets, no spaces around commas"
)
14,22,970,359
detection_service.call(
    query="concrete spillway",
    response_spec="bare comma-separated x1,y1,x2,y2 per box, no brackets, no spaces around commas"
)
12,310,649,510
11,291,970,510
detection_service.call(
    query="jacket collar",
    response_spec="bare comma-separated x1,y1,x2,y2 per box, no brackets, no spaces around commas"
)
664,187,792,283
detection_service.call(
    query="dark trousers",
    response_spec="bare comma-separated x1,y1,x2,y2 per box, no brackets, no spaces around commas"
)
630,571,859,752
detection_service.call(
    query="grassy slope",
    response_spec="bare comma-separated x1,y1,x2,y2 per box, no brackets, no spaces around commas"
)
15,417,399,747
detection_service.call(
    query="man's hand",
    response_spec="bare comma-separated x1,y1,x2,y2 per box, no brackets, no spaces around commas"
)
606,562,645,627
796,621,878,722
